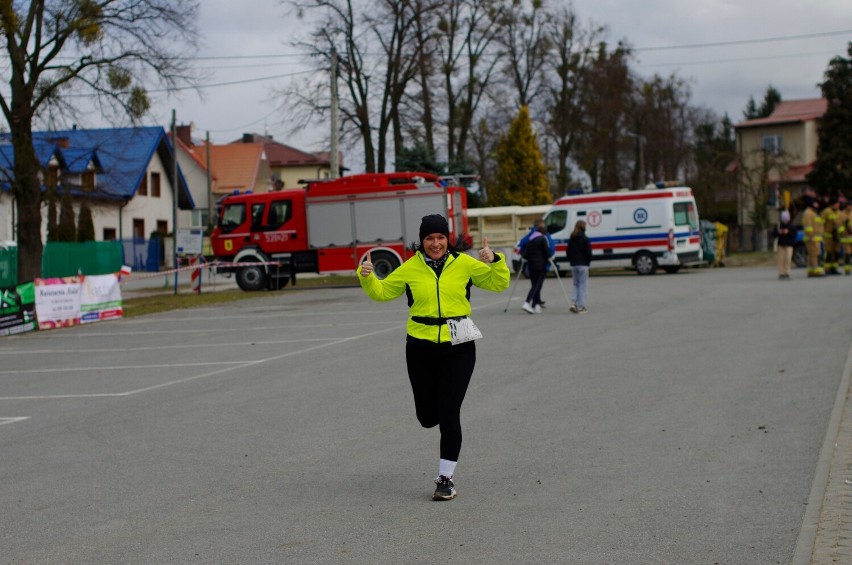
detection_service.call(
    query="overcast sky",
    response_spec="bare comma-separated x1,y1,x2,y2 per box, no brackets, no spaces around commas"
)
144,0,852,155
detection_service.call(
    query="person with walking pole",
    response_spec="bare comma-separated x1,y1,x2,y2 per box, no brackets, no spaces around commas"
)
520,223,552,314
357,214,510,501
565,220,593,313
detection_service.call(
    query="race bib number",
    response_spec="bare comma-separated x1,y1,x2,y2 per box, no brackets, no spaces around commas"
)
447,317,483,345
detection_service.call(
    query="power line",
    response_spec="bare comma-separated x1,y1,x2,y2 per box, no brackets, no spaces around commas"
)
634,29,852,52
638,49,842,68
148,69,315,93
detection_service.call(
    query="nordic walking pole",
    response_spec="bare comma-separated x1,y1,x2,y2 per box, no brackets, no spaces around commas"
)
503,258,527,312
549,257,573,309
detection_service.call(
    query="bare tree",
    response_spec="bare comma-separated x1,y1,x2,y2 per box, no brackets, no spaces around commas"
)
541,6,602,197
432,0,503,166
0,0,200,282
497,0,550,109
632,74,695,184
738,147,793,250
574,42,633,189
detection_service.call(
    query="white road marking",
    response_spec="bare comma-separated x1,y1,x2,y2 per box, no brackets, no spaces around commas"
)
0,338,342,355
0,361,250,375
0,297,508,401
0,417,30,426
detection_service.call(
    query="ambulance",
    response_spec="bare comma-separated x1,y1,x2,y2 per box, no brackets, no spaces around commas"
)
543,183,703,274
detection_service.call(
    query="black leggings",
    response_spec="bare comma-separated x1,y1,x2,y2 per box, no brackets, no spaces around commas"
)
405,338,476,462
525,269,546,306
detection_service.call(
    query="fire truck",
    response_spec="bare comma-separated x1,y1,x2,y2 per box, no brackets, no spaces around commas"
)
210,172,469,290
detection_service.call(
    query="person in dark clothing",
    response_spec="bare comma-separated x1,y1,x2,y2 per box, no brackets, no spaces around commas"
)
521,225,552,314
773,209,796,280
565,220,593,313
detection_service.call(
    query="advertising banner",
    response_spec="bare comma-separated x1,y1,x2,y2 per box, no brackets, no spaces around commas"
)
0,282,36,337
81,273,123,323
34,276,83,330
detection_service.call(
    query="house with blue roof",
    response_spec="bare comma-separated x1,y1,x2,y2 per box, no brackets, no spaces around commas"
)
0,126,194,249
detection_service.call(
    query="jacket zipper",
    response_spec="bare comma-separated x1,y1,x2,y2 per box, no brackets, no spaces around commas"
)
435,263,442,343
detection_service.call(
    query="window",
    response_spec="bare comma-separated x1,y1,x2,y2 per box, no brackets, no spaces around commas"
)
133,219,145,239
191,209,209,228
151,172,161,197
81,171,95,192
138,174,148,196
220,203,246,233
156,220,169,236
673,202,698,229
251,203,265,227
544,210,567,234
762,134,782,155
103,228,117,241
268,200,292,227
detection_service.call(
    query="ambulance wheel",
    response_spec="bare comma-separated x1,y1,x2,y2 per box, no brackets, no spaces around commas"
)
236,265,267,291
371,251,400,279
634,252,657,275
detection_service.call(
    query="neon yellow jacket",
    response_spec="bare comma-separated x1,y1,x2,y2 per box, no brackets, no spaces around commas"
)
358,251,510,343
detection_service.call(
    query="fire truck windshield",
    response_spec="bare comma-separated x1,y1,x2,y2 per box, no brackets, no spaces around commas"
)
220,203,246,233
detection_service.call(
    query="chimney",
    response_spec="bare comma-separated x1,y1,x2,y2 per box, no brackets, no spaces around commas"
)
242,133,254,143
177,124,193,146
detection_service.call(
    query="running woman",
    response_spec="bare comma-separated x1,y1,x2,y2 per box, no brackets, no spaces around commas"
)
357,214,510,500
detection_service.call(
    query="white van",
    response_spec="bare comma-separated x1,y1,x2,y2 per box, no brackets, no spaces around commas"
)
544,184,703,274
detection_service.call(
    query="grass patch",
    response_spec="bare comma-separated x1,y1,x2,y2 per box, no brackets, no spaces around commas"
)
121,274,359,318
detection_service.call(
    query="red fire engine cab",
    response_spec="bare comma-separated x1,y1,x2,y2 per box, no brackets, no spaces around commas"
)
210,172,469,290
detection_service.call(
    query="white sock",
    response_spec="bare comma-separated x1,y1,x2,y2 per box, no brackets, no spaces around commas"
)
438,458,457,478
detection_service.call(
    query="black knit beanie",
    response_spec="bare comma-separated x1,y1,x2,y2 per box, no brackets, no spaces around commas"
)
419,214,450,242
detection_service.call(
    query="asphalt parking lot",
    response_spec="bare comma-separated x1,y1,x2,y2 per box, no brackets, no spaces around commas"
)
1,266,850,564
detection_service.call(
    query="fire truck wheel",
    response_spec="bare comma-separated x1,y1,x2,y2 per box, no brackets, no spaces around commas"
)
633,251,657,275
371,251,400,279
236,265,267,291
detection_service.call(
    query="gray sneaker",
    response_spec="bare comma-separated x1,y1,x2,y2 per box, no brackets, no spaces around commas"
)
576,306,588,314
433,475,457,501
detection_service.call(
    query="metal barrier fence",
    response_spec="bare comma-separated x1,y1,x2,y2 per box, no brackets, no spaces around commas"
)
120,238,162,272
42,241,124,278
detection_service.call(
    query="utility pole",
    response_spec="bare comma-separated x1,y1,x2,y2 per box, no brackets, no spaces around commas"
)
206,130,213,229
330,48,340,179
171,110,178,295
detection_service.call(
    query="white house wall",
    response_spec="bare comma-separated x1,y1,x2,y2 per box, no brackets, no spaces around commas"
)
119,150,183,239
176,148,212,226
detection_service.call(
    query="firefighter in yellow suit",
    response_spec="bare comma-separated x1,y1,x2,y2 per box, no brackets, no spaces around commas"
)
821,198,842,275
840,200,852,275
802,196,825,277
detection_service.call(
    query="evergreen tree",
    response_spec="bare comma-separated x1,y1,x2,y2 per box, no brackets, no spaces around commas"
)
396,143,445,174
807,44,852,196
77,200,96,242
56,187,76,243
490,106,551,206
743,85,781,119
